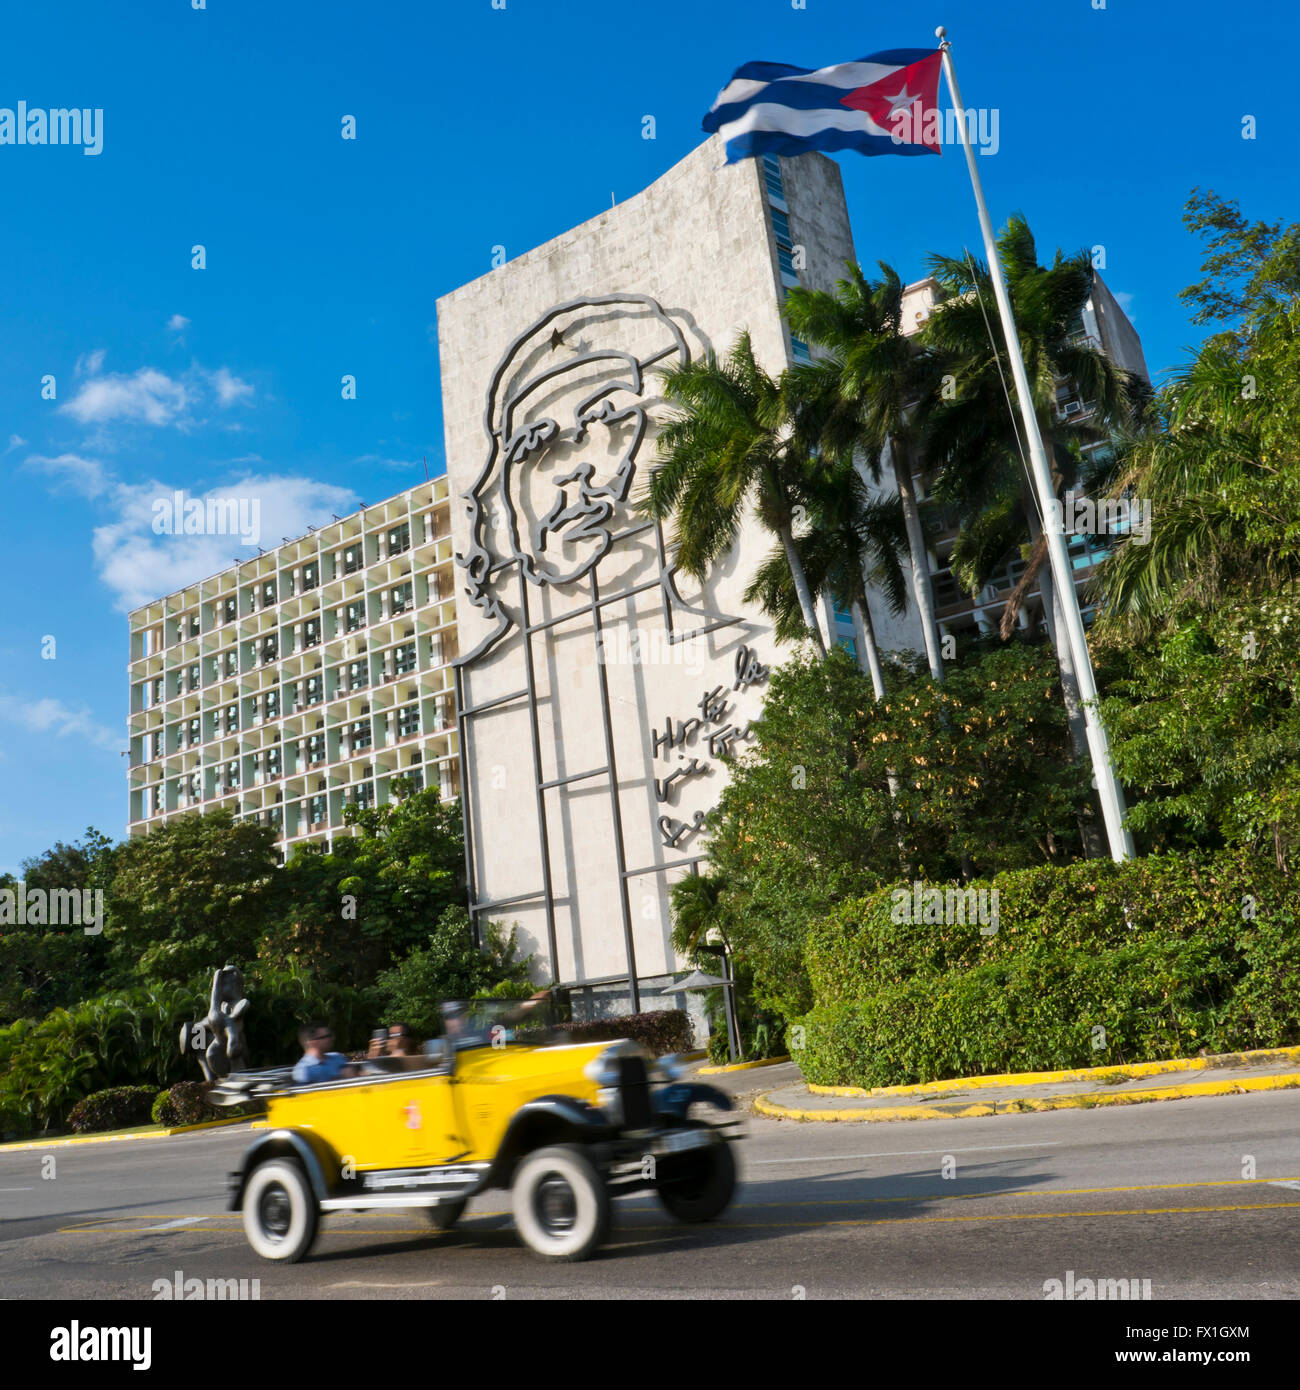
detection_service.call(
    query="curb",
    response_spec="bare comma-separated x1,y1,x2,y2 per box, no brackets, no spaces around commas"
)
756,1071,1300,1123
699,1054,791,1075
0,1114,250,1152
804,1044,1300,1099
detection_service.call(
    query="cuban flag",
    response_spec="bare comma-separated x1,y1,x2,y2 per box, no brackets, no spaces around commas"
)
703,50,943,163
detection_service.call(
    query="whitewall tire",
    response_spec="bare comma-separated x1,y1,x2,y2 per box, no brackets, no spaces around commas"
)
511,1145,609,1262
242,1158,319,1263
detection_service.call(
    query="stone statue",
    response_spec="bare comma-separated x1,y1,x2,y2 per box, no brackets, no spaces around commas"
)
180,965,250,1082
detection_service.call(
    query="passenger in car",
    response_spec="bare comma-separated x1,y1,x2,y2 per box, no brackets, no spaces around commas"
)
292,1024,359,1085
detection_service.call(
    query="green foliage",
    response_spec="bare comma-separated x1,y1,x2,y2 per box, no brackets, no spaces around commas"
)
67,1085,158,1134
797,849,1298,1087
105,811,283,986
373,906,533,1036
151,1080,218,1128
680,643,1089,1021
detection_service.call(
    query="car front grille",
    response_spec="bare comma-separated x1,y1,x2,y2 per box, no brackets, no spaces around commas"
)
617,1055,652,1129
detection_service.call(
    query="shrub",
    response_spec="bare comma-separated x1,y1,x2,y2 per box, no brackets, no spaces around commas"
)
563,1009,694,1056
151,1090,178,1126
67,1086,158,1134
796,849,1298,1087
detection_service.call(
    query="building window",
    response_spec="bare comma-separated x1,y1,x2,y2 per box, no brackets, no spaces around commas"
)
187,615,200,638
303,618,320,648
261,635,278,664
308,794,326,826
387,522,410,555
349,719,372,753
393,642,417,675
224,704,239,735
344,600,364,633
187,716,201,747
397,704,419,740
223,596,237,624
267,746,282,779
307,733,325,764
225,759,240,790
762,153,786,203
152,678,164,705
224,651,238,677
389,582,413,616
265,689,279,720
342,543,362,575
302,561,318,591
260,580,277,608
347,659,368,690
350,782,374,810
791,337,812,364
305,675,322,706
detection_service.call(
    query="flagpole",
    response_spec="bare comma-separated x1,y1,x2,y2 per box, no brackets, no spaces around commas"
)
935,25,1135,862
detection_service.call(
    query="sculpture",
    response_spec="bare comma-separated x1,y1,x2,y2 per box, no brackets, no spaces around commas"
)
180,965,250,1082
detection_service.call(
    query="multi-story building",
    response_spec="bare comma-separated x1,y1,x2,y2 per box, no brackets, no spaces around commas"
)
126,478,460,856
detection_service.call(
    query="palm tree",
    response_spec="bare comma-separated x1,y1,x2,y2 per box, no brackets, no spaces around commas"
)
918,220,1148,836
784,263,947,682
640,332,826,657
744,452,909,700
920,218,1148,642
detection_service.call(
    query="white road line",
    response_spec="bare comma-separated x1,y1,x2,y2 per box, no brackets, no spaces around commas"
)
751,1141,1063,1165
1269,1180,1300,1191
0,1186,34,1191
140,1217,206,1231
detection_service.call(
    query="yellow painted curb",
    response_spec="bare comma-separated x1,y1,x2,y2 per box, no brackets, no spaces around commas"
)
756,1072,1300,1123
700,1054,791,1075
805,1045,1300,1099
0,1114,250,1152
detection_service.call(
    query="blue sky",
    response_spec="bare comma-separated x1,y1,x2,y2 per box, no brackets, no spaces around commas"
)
0,0,1286,872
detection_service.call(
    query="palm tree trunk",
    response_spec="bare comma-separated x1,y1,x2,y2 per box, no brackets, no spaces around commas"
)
849,592,887,701
889,435,944,682
778,522,827,658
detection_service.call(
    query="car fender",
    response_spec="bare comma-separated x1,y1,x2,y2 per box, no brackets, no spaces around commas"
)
228,1129,340,1211
485,1095,615,1187
652,1082,732,1122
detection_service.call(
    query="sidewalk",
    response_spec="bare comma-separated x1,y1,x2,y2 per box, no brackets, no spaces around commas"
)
755,1046,1300,1123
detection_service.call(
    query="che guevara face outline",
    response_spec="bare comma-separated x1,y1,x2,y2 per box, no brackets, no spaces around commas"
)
497,351,649,588
456,296,693,661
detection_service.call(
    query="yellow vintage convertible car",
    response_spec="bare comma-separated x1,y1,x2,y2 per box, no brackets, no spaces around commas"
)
210,1000,739,1263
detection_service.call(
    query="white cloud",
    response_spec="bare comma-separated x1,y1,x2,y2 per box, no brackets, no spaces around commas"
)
74,348,107,378
0,694,122,753
167,314,191,332
208,367,254,406
351,452,424,472
91,473,361,610
60,367,190,426
6,433,27,453
22,452,114,498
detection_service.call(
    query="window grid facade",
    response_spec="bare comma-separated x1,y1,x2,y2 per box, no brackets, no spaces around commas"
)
126,477,460,858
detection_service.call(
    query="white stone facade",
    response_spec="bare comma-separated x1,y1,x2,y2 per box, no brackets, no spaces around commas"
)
436,136,907,1015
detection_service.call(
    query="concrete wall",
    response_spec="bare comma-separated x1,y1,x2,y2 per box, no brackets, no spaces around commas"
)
435,136,897,1015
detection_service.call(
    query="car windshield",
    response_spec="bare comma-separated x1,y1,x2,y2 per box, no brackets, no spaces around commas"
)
434,997,558,1048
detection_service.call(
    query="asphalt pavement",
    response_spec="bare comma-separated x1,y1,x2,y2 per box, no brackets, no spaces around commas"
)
2,1076,1299,1299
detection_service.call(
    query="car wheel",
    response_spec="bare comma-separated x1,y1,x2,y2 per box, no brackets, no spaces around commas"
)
511,1145,609,1262
656,1121,736,1223
424,1198,466,1232
242,1158,319,1262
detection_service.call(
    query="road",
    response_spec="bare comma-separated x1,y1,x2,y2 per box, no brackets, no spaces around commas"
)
2,1080,1299,1300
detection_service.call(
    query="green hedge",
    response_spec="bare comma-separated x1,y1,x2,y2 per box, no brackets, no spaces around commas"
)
67,1086,158,1134
563,1009,694,1057
796,850,1300,1088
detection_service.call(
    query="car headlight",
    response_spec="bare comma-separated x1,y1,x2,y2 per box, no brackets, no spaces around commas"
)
583,1039,649,1087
